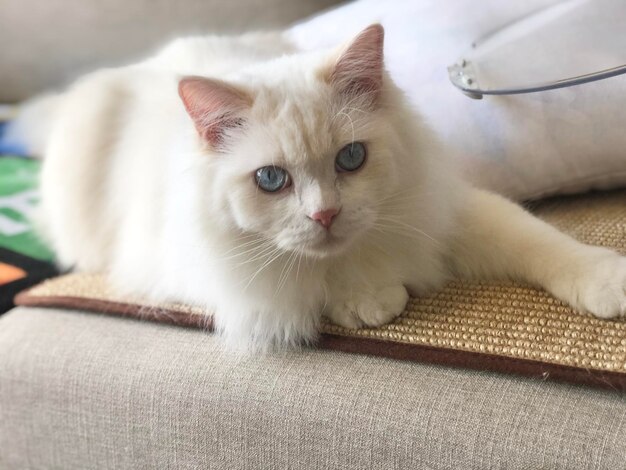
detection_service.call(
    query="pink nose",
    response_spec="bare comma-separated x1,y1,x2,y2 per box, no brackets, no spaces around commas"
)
310,208,340,229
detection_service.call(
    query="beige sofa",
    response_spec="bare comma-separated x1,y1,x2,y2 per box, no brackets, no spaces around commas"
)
2,307,626,469
0,0,339,102
1,1,625,468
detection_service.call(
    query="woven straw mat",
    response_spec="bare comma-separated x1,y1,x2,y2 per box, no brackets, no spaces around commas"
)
16,189,626,389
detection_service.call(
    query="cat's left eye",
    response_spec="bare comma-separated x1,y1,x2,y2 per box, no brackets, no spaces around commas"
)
335,142,366,172
255,165,291,193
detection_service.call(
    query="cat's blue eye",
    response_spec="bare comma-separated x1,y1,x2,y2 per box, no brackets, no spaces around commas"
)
255,165,290,192
335,142,366,172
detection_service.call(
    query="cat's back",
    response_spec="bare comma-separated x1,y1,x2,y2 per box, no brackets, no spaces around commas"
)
39,65,180,270
142,31,294,77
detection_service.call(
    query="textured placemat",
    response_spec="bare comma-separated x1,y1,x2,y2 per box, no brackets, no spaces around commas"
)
15,189,626,390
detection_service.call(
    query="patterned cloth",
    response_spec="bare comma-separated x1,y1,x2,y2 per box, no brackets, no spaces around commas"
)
0,155,58,313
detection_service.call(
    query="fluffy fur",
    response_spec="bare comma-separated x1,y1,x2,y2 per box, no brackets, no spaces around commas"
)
32,25,626,349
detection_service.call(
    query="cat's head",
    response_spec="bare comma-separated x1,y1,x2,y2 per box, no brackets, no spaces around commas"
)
179,25,404,258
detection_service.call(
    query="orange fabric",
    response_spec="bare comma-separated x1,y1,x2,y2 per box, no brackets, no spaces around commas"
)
0,263,26,285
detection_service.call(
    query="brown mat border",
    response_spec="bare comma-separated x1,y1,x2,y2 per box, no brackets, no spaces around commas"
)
14,291,213,329
15,289,626,391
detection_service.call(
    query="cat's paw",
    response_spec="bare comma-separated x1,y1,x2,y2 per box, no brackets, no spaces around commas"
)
326,285,409,329
554,253,626,319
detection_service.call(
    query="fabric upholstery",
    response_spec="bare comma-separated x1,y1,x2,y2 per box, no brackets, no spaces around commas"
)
1,307,625,469
0,0,342,102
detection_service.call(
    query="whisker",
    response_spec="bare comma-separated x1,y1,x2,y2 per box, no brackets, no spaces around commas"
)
372,217,442,248
243,248,283,291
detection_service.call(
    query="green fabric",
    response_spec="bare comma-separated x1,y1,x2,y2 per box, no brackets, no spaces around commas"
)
0,157,54,261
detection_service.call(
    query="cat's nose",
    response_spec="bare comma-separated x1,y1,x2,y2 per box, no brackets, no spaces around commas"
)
309,208,340,229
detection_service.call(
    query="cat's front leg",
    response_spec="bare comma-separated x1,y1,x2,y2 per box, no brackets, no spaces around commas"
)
451,188,626,318
324,254,409,329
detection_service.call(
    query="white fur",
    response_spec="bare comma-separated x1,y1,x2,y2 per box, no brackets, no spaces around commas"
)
35,27,626,349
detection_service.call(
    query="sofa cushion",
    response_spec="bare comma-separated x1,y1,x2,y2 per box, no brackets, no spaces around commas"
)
0,307,625,469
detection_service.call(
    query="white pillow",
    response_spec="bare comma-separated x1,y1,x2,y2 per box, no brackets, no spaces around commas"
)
287,0,626,200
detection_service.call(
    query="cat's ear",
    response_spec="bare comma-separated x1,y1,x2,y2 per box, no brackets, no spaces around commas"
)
327,24,385,106
178,76,252,149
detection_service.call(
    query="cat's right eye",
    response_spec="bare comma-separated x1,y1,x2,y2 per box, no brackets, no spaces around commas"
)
255,166,291,193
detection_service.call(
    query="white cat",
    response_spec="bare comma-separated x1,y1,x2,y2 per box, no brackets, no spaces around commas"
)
29,25,626,348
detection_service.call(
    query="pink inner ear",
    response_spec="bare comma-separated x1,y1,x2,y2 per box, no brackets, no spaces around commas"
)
330,24,385,103
178,76,251,148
